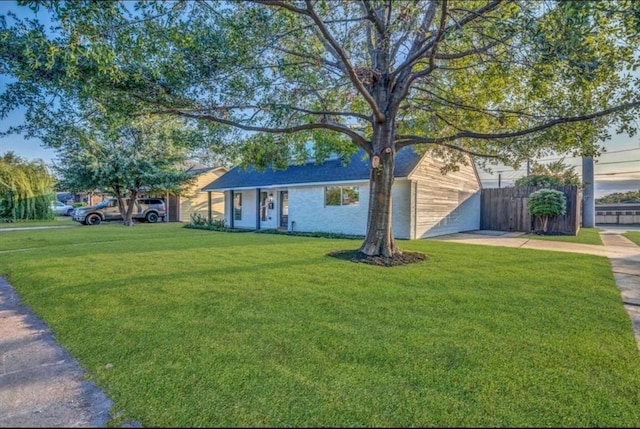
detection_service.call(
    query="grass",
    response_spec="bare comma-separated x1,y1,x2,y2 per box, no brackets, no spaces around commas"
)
523,227,604,245
0,216,77,228
623,231,640,246
1,223,639,427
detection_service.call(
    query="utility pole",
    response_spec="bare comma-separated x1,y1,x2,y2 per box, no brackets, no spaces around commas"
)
582,156,595,228
498,171,502,188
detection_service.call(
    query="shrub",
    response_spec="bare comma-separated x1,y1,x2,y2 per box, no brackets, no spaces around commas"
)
186,215,241,232
528,189,567,234
190,213,209,226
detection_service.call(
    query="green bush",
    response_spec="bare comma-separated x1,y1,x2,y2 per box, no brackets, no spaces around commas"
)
186,214,236,231
528,189,567,234
72,202,88,208
190,213,209,226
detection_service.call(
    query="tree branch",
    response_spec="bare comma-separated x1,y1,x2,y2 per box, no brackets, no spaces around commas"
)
394,0,505,80
428,0,448,70
303,0,385,123
361,0,386,37
147,108,370,148
395,101,640,146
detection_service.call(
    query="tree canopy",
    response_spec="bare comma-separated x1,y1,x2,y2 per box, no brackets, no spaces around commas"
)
2,0,640,257
514,158,581,187
53,114,198,226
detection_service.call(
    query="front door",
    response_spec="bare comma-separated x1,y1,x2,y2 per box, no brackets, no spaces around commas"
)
259,191,273,229
279,191,288,229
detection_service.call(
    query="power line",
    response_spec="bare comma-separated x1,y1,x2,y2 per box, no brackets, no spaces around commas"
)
595,159,640,166
594,171,640,176
602,147,640,155
528,148,640,163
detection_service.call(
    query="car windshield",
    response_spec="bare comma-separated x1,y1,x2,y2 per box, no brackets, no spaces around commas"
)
95,201,108,209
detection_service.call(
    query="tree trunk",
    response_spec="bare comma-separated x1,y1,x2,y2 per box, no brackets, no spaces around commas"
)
359,144,401,258
113,187,137,227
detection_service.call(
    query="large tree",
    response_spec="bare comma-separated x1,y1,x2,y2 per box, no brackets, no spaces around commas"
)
3,0,640,257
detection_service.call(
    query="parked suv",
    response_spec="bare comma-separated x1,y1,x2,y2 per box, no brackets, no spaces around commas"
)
72,197,166,225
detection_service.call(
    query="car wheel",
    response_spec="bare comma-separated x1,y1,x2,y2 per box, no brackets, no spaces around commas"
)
145,212,159,223
86,214,101,225
66,208,74,216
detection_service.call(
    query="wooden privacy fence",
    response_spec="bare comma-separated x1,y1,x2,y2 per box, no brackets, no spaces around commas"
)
480,185,581,234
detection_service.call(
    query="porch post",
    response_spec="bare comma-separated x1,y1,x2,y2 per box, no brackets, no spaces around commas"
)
230,190,235,229
207,192,212,223
256,188,261,230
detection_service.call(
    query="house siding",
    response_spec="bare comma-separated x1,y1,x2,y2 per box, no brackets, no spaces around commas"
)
286,181,412,239
408,155,481,238
212,149,482,239
288,183,369,235
179,170,225,222
227,189,258,229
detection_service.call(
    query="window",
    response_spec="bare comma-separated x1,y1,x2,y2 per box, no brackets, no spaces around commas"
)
234,193,242,220
325,186,359,206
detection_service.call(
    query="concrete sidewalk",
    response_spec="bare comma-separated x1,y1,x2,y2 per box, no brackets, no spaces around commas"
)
0,277,117,428
430,226,640,348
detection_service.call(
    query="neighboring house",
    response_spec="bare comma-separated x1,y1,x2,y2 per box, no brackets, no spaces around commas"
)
202,148,481,239
167,165,228,222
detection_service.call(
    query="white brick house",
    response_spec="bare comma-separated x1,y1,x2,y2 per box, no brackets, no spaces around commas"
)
202,148,482,239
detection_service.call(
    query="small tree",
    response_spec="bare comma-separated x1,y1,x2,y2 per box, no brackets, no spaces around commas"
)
528,189,567,234
515,159,580,188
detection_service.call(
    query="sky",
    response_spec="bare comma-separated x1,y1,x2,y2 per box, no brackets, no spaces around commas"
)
1,1,639,198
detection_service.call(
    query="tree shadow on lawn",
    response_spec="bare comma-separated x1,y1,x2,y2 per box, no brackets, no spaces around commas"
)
327,249,427,267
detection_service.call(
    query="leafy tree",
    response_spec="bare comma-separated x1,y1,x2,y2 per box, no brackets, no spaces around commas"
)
53,115,197,226
595,190,640,204
515,159,581,187
0,151,55,221
3,1,640,258
527,188,567,233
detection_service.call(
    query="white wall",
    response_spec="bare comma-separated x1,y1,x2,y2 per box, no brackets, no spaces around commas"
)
287,181,412,239
228,189,258,229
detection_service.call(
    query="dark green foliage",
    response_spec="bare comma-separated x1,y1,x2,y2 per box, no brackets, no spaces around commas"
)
254,228,363,240
185,215,247,232
528,188,567,233
596,190,640,203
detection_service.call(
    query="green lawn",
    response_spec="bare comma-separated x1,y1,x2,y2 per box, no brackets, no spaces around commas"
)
0,217,77,228
523,227,603,245
1,224,639,427
623,231,640,246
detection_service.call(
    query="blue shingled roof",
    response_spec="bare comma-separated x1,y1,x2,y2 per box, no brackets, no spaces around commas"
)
202,148,422,191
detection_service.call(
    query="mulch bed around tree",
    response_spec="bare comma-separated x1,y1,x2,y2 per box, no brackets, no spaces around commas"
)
327,249,427,267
